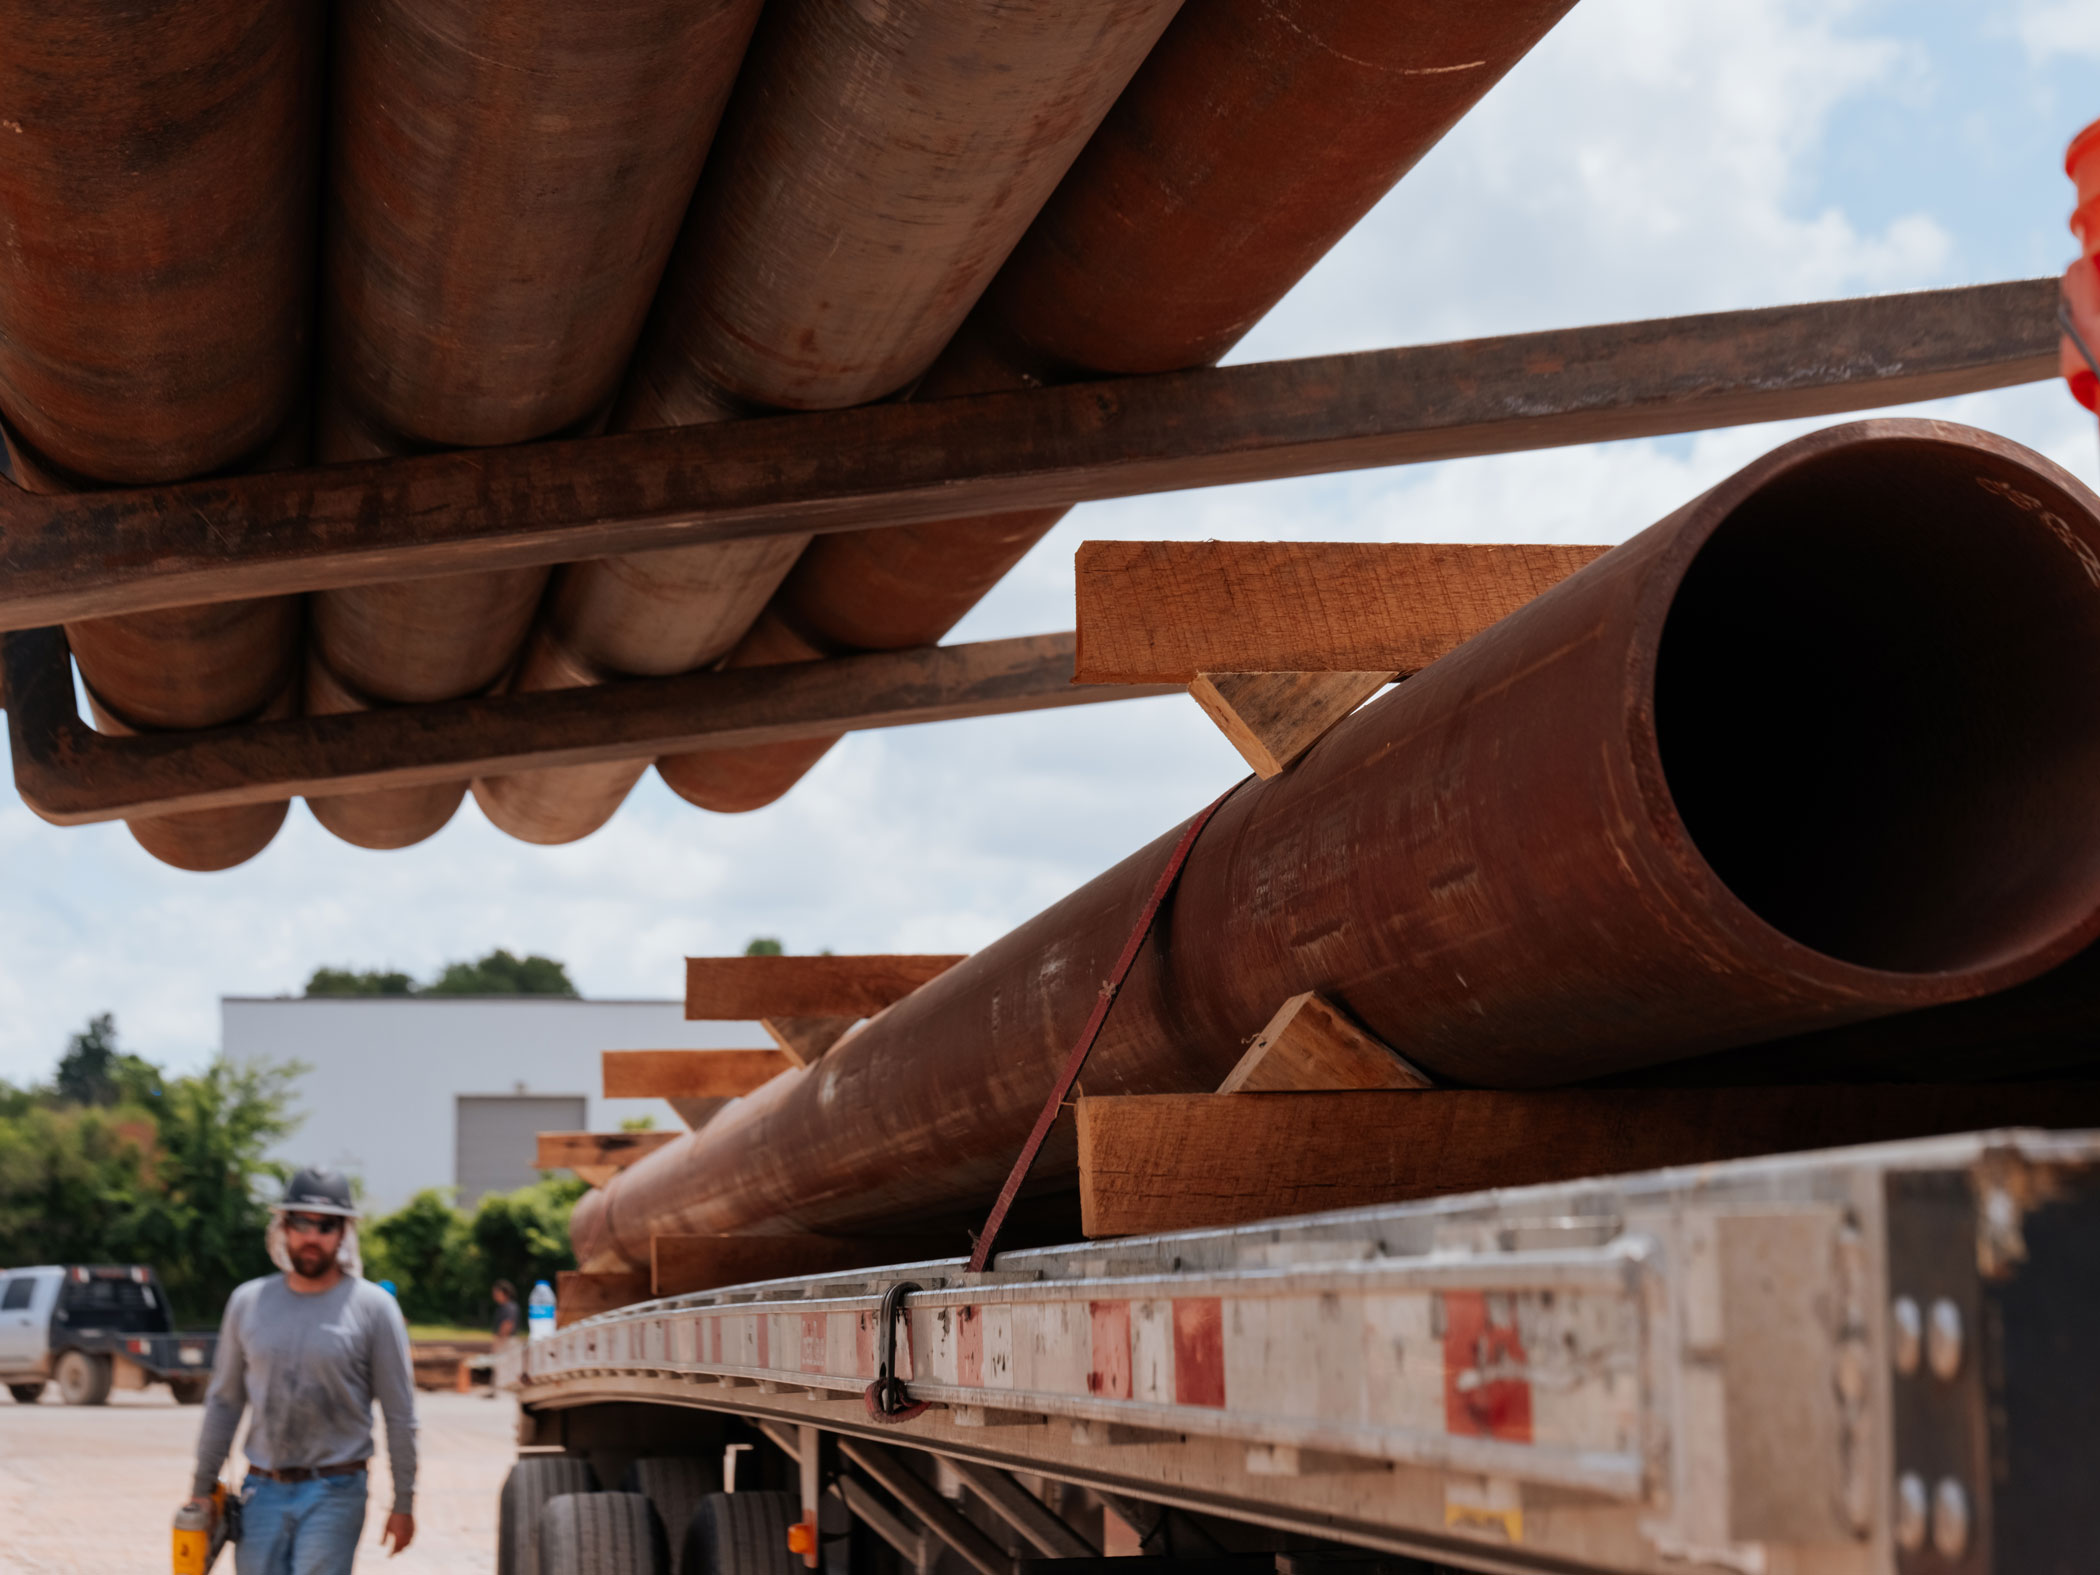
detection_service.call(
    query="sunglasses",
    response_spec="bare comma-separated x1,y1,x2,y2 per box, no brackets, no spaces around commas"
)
284,1213,345,1237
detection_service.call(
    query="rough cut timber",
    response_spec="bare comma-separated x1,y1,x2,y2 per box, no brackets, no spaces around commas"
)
1074,541,1610,684
684,954,965,1020
602,1049,794,1100
555,1270,652,1330
667,1099,731,1133
650,1233,960,1298
0,281,2058,633
535,1131,678,1172
1074,1084,2100,1237
1187,671,1394,778
759,1017,855,1068
1215,991,1433,1093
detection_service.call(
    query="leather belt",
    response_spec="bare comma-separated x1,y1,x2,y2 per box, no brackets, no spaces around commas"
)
247,1461,367,1484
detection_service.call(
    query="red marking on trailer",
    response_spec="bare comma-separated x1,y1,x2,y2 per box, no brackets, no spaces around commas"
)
710,1316,723,1364
1442,1291,1533,1443
755,1313,769,1370
1171,1298,1226,1407
855,1311,874,1378
957,1305,983,1386
1089,1302,1133,1398
802,1313,827,1374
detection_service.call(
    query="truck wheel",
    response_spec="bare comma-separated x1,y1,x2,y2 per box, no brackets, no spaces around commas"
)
7,1382,45,1404
169,1378,209,1405
621,1458,720,1575
681,1491,797,1575
540,1492,668,1575
498,1455,597,1575
54,1350,111,1406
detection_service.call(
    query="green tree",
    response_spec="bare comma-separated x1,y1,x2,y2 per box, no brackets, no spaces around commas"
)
423,950,578,997
305,967,415,997
363,1190,477,1325
51,1013,157,1106
469,1176,586,1310
743,937,784,956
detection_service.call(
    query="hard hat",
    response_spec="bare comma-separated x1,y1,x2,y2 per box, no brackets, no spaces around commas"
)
275,1167,358,1218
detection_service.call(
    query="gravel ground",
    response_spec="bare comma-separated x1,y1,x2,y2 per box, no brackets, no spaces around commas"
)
0,1382,517,1574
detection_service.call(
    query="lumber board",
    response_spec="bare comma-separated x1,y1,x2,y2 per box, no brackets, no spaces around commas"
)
1188,671,1394,777
0,280,2057,631
1075,541,1608,684
651,1234,961,1298
666,1098,730,1132
1215,991,1433,1093
685,954,964,1020
1075,1083,2100,1237
761,1017,856,1067
4,629,1173,824
535,1130,678,1171
571,1165,620,1190
555,1270,652,1330
602,1048,794,1100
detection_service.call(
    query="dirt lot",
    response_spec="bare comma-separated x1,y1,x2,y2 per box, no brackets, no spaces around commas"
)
0,1383,517,1573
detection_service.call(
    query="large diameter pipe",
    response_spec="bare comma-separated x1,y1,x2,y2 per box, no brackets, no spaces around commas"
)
304,0,762,849
0,2,321,871
479,0,1184,843
574,423,2100,1265
658,0,1580,814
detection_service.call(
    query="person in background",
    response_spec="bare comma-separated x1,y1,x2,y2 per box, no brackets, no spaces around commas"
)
187,1168,419,1572
491,1280,519,1348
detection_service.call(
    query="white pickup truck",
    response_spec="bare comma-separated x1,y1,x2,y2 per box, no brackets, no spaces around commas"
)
0,1264,216,1406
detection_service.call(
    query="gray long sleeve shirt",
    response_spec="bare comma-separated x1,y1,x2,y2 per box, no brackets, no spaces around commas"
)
191,1274,419,1515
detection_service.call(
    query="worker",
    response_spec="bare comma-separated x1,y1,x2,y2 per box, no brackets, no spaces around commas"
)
490,1279,520,1348
185,1168,419,1572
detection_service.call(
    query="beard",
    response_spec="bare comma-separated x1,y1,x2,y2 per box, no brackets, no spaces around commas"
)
289,1240,337,1279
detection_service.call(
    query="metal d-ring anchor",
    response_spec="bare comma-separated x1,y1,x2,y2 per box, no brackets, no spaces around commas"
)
863,1281,929,1422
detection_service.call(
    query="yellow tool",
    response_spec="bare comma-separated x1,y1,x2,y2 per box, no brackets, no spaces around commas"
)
172,1482,237,1575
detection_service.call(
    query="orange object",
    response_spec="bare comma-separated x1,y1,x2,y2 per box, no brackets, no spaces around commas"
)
2070,117,2100,257
785,1521,818,1558
2065,118,2100,412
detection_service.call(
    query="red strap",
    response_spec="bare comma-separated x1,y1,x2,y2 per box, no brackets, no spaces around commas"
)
968,784,1240,1272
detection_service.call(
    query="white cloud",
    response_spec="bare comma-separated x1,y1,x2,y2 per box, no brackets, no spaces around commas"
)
2015,1,2100,63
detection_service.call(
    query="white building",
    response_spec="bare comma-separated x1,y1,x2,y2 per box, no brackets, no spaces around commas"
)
222,996,764,1214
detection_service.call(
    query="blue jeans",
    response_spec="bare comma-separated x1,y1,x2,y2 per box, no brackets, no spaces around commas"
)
236,1473,369,1575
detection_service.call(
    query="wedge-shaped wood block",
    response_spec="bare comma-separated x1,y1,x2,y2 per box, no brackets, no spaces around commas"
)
1216,991,1433,1093
555,1269,652,1329
650,1233,961,1298
536,1130,677,1171
601,1048,795,1100
1074,540,1609,684
1188,670,1394,777
684,954,964,1020
1075,1083,2100,1237
759,1016,856,1067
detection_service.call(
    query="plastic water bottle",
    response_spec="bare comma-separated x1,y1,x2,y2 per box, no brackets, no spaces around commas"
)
527,1280,556,1340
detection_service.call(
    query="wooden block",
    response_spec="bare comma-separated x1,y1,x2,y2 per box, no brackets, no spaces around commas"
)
1075,1083,2100,1237
651,1233,961,1298
571,1165,620,1189
685,954,964,1020
1188,670,1392,777
602,1048,795,1099
1074,541,1609,684
762,1016,856,1067
1216,991,1433,1094
536,1130,678,1171
556,1270,651,1328
667,1097,731,1132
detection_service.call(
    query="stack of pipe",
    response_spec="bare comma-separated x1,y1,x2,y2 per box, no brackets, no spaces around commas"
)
572,424,2100,1266
0,4,321,870
302,0,765,849
658,0,1583,813
471,0,1187,844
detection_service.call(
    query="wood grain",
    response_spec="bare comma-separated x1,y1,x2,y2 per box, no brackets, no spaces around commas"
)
0,281,2057,630
1076,541,1608,683
535,1130,678,1171
1187,671,1393,777
650,1234,960,1298
760,1016,856,1067
1076,1084,2100,1236
601,1049,794,1100
555,1269,652,1329
1215,991,1433,1093
685,955,965,1020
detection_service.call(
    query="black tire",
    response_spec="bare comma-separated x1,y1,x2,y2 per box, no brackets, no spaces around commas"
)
541,1491,668,1575
681,1490,798,1575
169,1377,208,1406
53,1350,111,1406
498,1455,597,1575
621,1458,721,1575
7,1382,44,1404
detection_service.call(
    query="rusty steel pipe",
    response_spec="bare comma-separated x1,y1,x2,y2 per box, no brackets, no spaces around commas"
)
574,423,2100,1265
304,0,761,849
478,0,1184,843
0,2,321,870
658,0,1580,814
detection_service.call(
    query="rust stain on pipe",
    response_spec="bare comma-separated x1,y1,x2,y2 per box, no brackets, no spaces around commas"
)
574,423,2100,1266
660,0,1581,814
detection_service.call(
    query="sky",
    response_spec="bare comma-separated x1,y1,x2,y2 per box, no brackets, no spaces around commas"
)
3,0,2097,1084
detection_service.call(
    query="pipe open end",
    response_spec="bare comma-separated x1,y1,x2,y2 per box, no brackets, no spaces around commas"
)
1656,436,2100,977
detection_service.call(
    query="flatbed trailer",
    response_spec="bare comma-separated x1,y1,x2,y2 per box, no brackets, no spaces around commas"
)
501,1128,2097,1575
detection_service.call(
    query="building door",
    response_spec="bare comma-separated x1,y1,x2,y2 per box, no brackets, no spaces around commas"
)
456,1095,586,1209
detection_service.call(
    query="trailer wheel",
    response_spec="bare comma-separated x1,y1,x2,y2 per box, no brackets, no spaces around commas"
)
498,1455,597,1575
541,1491,668,1575
681,1490,797,1575
169,1378,208,1405
7,1382,45,1404
622,1458,720,1575
53,1350,111,1406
